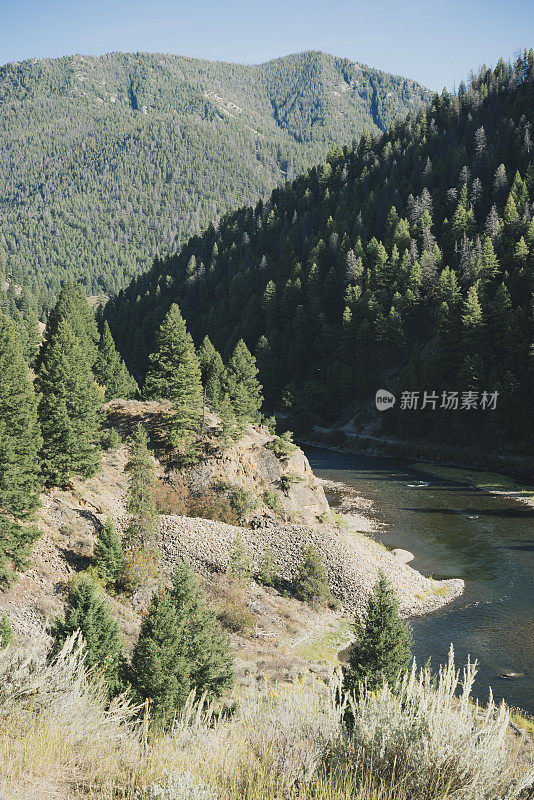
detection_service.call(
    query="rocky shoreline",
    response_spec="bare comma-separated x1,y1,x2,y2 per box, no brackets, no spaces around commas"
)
115,513,464,618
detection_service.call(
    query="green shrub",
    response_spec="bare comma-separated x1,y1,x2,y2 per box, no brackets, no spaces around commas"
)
229,488,257,518
279,472,302,494
257,546,277,587
294,546,330,605
263,488,280,510
266,431,297,459
0,614,14,648
227,535,252,586
102,427,121,450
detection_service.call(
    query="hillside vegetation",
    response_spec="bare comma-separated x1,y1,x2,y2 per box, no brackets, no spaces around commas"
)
0,50,430,316
107,52,534,455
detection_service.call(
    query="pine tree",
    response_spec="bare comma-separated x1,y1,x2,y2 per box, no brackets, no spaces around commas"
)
217,392,238,447
144,304,203,459
130,586,190,728
198,335,226,411
0,613,14,648
124,424,157,550
0,515,40,589
51,576,124,694
39,283,99,370
0,312,43,516
344,572,412,692
36,319,102,486
94,321,137,400
0,514,40,589
170,562,233,699
294,546,330,605
94,518,124,585
225,339,263,428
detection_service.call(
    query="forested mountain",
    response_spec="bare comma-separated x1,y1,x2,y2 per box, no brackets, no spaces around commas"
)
0,50,430,317
107,52,534,455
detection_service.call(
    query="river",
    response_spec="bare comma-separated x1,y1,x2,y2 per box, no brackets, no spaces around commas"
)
304,445,534,715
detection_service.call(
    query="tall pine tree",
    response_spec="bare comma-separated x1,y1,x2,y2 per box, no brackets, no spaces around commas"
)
51,576,124,695
198,335,226,411
225,339,263,428
37,319,102,486
39,283,99,370
144,304,203,459
344,572,412,692
124,424,157,550
0,312,43,516
130,562,233,729
94,321,138,400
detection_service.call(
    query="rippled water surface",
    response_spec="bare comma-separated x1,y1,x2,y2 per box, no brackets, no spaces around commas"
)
304,445,534,714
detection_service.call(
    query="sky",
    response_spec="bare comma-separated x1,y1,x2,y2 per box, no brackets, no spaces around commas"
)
0,0,532,91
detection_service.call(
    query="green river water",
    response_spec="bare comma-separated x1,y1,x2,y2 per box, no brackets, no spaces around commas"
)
304,445,534,715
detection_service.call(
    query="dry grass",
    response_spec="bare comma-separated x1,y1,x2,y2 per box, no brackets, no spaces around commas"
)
0,638,532,800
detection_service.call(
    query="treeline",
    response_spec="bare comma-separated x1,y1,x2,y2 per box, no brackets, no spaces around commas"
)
107,51,534,454
0,280,265,590
0,50,430,316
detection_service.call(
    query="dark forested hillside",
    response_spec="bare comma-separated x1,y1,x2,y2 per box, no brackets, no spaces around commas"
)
107,52,534,455
0,50,429,317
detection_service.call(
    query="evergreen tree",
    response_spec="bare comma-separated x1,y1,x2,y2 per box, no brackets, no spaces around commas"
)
144,305,203,459
198,335,226,411
94,321,137,400
39,283,99,370
51,576,124,694
344,572,412,692
36,319,102,486
94,518,124,585
217,392,238,447
0,613,14,648
0,515,40,589
294,546,330,604
225,339,263,428
124,424,157,549
0,312,43,516
170,561,234,700
130,585,191,728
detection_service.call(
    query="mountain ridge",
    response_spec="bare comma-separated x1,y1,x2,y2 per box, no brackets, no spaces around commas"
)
0,49,431,315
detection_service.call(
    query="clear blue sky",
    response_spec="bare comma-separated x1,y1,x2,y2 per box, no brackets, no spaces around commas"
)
0,0,531,91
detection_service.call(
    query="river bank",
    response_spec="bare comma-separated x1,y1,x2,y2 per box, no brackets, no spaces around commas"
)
305,426,534,484
304,444,534,714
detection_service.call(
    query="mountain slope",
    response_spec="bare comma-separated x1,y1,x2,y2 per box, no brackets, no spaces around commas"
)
0,50,430,313
106,52,534,455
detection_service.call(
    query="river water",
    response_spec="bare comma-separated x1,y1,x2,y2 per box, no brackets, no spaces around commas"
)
304,445,534,715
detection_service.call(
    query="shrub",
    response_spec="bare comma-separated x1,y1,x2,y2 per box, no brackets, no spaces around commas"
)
135,772,217,800
102,427,121,450
257,546,277,587
0,613,14,648
154,479,240,525
227,535,252,586
228,488,257,518
342,648,531,800
263,488,279,510
119,548,160,594
154,480,191,515
217,593,255,635
266,431,297,459
294,546,330,605
279,472,302,494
